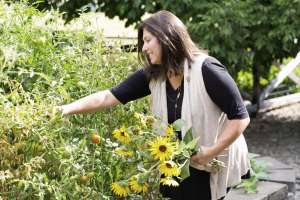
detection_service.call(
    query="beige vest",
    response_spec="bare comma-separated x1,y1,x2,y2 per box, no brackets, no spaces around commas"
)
149,53,250,200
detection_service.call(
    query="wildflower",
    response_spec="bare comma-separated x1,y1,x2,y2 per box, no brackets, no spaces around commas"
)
165,125,174,137
111,182,130,197
160,177,179,187
149,137,175,161
113,127,131,144
159,161,180,177
114,148,134,157
130,176,149,193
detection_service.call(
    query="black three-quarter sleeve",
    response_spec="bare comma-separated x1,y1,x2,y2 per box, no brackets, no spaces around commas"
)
202,57,249,120
110,69,151,104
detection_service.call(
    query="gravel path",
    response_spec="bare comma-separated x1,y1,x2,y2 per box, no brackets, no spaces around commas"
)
244,102,300,199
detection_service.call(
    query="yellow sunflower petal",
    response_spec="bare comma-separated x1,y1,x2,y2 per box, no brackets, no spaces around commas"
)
160,177,179,187
111,182,130,197
159,161,180,177
113,127,131,144
114,148,134,157
129,176,149,193
165,125,174,137
149,137,175,161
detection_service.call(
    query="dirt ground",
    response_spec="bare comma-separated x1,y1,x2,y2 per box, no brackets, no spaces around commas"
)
244,102,300,177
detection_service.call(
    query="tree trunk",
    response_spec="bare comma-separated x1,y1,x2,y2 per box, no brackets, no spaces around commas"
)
252,63,261,115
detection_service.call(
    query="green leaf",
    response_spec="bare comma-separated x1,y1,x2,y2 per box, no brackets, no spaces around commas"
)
173,119,184,131
175,141,186,155
180,160,190,181
185,137,200,151
183,128,193,144
236,175,258,193
182,150,190,158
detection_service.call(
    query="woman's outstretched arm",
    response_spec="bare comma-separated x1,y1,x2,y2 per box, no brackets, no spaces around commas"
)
59,90,121,115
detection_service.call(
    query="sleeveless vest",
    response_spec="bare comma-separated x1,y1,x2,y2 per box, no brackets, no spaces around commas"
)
149,53,250,200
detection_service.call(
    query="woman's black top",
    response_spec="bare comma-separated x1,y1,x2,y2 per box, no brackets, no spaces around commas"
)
110,57,249,124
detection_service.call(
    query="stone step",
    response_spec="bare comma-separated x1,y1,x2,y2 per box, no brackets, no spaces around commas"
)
257,156,296,193
224,156,296,200
224,181,288,200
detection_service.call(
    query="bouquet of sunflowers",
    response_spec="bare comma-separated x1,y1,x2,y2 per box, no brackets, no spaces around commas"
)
109,113,224,198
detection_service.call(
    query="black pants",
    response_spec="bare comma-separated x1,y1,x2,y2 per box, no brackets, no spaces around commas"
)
160,166,250,200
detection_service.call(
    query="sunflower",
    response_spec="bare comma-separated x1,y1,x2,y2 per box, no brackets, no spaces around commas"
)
113,127,131,144
160,177,179,187
129,176,149,193
159,161,180,177
165,125,174,137
111,182,130,197
149,137,175,161
114,148,134,157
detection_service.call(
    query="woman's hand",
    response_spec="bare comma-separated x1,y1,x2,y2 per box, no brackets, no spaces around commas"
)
191,146,215,166
191,118,250,173
54,105,65,115
191,146,226,173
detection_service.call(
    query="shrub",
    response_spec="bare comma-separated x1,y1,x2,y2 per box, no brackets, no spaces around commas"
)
0,1,154,199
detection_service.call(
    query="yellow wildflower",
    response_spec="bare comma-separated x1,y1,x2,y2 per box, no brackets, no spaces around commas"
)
113,127,131,144
111,182,130,197
114,148,134,157
160,177,179,187
159,161,180,177
165,125,174,137
149,137,175,161
129,176,149,193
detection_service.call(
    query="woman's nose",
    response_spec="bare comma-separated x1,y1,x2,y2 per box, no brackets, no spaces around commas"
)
142,43,147,52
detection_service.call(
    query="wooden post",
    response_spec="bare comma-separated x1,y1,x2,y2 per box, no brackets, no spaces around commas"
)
279,65,300,85
259,52,300,105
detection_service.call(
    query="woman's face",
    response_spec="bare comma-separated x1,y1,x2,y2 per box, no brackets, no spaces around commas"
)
142,28,162,65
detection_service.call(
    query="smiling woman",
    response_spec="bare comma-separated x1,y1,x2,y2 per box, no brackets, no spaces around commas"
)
141,29,162,65
59,10,251,200
137,11,198,80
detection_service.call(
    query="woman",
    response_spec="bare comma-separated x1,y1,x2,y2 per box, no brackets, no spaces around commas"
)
59,10,250,200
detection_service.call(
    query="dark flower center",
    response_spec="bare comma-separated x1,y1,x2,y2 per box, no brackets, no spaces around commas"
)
159,145,167,152
120,131,125,136
166,163,172,168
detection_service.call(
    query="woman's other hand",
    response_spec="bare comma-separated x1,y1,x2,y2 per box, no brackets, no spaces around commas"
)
191,146,215,166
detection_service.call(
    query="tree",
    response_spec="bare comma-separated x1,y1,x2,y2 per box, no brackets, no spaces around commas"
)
29,0,300,106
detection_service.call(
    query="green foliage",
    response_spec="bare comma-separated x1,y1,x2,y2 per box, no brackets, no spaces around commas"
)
237,153,268,193
237,70,253,96
0,2,152,199
30,0,300,102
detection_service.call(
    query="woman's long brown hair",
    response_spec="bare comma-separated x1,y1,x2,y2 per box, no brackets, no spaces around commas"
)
138,10,201,80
